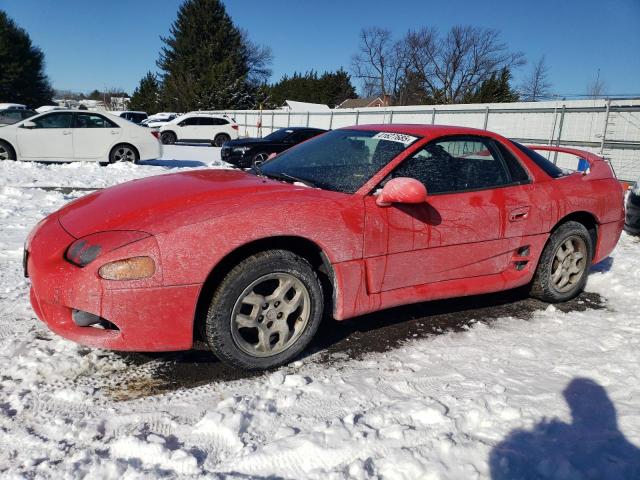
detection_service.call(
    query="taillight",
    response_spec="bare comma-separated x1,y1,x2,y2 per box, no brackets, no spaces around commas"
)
231,124,238,130
150,130,160,140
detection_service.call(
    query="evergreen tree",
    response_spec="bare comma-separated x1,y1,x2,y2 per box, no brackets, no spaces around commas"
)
157,0,252,111
463,68,519,104
129,72,161,113
266,69,357,108
0,10,53,107
319,69,356,108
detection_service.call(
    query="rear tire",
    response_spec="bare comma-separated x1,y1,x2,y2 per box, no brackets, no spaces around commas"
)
109,144,139,164
205,250,323,370
213,133,231,147
530,221,593,302
161,131,177,145
0,140,15,161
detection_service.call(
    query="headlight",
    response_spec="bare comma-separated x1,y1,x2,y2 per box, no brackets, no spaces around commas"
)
99,256,155,280
232,146,251,154
66,231,150,267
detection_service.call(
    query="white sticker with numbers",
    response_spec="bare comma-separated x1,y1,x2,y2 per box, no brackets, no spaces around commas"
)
372,132,418,145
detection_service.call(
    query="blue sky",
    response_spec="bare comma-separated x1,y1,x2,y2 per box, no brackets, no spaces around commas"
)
1,0,639,96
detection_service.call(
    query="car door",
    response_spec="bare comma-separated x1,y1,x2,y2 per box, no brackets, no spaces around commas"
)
16,112,74,160
199,117,218,140
72,112,121,160
176,116,199,141
364,135,532,292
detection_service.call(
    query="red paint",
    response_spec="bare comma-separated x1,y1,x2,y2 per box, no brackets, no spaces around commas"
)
26,125,625,352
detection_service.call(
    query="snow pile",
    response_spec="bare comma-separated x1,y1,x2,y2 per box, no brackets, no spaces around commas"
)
0,147,639,478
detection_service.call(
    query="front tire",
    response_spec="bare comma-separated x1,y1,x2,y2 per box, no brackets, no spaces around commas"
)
0,140,15,161
205,250,323,370
213,133,231,147
252,152,270,168
530,221,593,302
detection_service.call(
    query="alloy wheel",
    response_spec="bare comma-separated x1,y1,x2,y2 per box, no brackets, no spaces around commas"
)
0,144,9,160
551,236,588,293
230,273,311,357
112,146,136,162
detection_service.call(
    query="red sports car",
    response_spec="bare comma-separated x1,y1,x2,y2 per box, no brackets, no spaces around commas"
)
25,125,625,370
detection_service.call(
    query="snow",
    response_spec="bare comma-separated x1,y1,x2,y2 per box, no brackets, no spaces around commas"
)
1,145,639,478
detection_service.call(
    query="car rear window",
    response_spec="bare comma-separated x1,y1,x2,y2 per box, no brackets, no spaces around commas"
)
510,141,566,178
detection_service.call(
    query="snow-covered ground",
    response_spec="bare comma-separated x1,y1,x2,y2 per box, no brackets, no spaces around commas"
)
1,146,639,479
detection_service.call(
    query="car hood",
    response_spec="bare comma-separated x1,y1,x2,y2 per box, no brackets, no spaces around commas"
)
57,169,313,238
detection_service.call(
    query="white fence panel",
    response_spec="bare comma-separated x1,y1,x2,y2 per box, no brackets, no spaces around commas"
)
211,98,640,181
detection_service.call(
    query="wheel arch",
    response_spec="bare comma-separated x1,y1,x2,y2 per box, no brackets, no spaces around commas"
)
552,211,599,256
192,235,336,343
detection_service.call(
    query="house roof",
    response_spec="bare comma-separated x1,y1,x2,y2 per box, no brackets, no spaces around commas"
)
336,97,387,109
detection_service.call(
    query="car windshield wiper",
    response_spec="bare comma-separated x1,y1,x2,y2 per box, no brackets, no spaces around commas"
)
265,172,317,188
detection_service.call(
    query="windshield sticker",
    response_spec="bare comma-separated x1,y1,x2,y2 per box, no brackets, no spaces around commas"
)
373,132,418,145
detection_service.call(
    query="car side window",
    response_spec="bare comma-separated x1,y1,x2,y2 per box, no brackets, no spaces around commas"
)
32,113,73,129
74,113,118,128
389,136,512,194
211,118,229,126
180,117,199,126
198,117,215,126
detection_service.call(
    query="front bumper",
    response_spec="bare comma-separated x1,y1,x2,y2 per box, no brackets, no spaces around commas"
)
26,215,200,351
220,147,251,167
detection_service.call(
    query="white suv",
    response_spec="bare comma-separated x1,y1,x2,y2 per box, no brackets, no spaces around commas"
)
159,113,239,146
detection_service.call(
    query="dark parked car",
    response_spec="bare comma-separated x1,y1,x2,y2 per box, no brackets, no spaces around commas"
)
0,108,37,126
221,127,327,167
624,179,640,235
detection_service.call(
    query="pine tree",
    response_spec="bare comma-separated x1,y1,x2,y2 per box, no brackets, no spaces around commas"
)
463,68,519,104
266,69,357,108
0,10,53,107
129,72,161,113
319,69,356,108
157,0,251,111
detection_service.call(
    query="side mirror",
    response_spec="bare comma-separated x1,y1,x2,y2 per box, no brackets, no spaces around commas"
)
376,177,428,207
21,121,37,129
178,121,186,127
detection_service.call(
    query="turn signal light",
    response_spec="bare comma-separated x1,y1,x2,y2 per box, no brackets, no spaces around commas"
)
98,256,155,281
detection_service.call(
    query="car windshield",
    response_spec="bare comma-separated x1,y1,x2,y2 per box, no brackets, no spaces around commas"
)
264,129,294,142
260,129,420,193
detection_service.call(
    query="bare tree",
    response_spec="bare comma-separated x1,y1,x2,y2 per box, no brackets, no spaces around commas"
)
520,56,552,101
351,27,407,99
240,29,273,86
403,25,525,104
587,70,607,99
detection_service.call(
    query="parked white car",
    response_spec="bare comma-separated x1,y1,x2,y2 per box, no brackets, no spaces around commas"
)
0,103,27,110
0,110,161,165
141,112,178,128
159,113,239,146
110,111,148,124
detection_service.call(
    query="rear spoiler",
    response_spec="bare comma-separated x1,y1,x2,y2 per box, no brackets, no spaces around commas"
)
526,145,616,180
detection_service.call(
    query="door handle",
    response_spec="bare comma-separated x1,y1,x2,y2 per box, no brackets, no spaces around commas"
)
62,130,72,135
509,206,530,222
110,130,119,134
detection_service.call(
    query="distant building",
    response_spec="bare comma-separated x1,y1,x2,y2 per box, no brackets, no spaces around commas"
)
336,95,392,109
279,100,331,112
